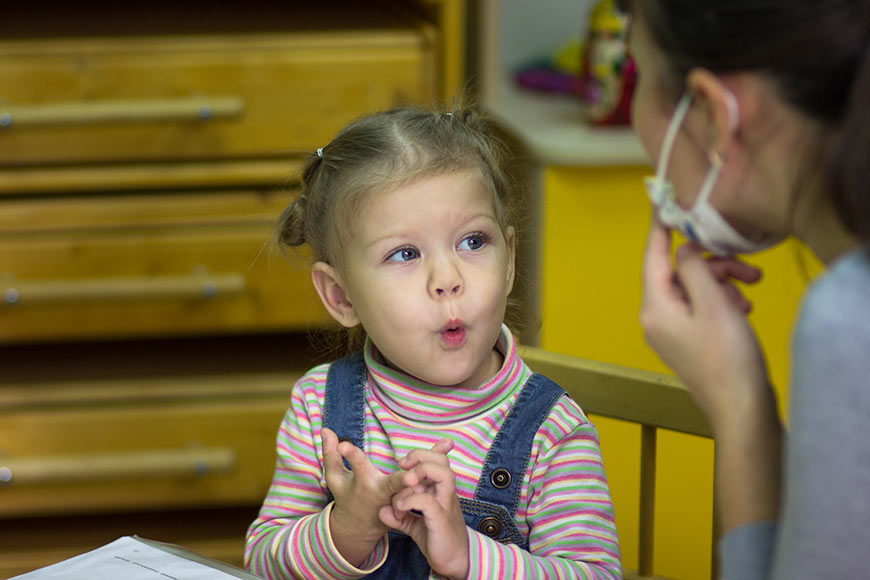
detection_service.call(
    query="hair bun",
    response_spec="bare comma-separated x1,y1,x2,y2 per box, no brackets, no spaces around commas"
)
277,194,307,247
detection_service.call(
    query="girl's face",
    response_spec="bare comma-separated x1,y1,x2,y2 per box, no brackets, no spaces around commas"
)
338,169,515,389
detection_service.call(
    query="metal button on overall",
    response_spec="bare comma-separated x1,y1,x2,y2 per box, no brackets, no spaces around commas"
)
490,468,511,489
478,517,503,538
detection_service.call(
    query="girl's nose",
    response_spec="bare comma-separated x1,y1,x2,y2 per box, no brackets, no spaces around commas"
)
429,259,463,298
435,283,461,296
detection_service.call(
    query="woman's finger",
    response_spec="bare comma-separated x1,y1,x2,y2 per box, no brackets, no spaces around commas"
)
641,218,676,307
707,256,763,285
721,281,753,314
673,244,736,315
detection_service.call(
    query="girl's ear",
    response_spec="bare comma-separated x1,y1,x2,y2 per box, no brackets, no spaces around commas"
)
504,226,516,294
311,262,360,328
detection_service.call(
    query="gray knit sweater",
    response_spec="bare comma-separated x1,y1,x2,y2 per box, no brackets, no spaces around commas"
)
720,246,870,580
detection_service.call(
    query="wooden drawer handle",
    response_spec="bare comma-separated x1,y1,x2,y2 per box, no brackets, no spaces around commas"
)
0,447,236,486
2,272,246,306
0,96,244,129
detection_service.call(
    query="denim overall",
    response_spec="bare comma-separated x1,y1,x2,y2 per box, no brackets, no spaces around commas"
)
323,350,566,579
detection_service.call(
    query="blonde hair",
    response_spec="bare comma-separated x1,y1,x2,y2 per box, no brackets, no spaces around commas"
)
276,105,524,352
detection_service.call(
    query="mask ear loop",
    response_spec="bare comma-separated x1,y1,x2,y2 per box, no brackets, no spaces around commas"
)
723,88,739,133
655,93,693,179
697,88,739,206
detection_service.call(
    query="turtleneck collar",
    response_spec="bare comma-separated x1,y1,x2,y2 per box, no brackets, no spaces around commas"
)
363,324,531,424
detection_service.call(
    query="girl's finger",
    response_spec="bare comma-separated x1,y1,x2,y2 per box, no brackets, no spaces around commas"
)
338,440,369,474
400,447,452,469
321,429,351,486
396,488,444,516
382,466,416,498
321,427,338,454
430,437,454,455
406,462,456,500
378,504,405,530
391,485,421,512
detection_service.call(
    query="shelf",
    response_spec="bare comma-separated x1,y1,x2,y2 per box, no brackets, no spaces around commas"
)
477,0,649,167
487,77,649,168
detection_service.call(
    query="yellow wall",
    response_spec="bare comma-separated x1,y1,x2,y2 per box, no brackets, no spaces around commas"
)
538,165,820,579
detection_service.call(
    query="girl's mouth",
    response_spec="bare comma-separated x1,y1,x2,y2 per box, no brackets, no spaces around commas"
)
440,320,466,348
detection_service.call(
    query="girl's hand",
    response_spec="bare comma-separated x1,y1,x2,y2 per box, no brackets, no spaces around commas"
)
322,427,409,566
378,441,469,580
639,219,770,431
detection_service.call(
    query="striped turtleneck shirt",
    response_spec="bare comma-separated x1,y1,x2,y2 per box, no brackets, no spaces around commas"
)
245,326,622,579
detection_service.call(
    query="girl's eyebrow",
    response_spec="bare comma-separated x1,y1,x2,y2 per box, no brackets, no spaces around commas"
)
365,232,408,251
363,212,500,250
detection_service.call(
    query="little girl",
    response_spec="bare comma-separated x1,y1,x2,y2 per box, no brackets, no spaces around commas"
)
245,106,622,579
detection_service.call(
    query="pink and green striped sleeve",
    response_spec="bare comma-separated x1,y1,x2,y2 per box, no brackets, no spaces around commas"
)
466,397,622,579
244,366,388,579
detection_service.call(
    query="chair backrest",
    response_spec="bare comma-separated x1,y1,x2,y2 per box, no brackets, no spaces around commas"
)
519,346,716,580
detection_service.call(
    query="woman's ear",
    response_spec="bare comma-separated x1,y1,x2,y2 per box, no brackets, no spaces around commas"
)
311,262,360,328
687,68,741,159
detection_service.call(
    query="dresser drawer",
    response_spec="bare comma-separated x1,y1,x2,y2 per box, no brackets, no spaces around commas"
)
0,26,432,165
0,374,293,517
0,190,329,343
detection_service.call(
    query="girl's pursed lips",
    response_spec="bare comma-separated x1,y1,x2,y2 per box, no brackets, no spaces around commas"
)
441,318,465,332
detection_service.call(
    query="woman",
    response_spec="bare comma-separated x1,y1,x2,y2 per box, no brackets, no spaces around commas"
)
617,1,869,578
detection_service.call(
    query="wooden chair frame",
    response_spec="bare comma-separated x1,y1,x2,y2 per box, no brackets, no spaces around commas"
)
519,346,717,580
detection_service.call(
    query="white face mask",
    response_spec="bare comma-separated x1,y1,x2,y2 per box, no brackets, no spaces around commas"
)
644,92,777,256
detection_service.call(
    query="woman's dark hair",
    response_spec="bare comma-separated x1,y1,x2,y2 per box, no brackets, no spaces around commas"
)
617,0,870,243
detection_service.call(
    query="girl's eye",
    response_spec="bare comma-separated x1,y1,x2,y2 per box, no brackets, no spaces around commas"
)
386,247,419,262
458,233,488,251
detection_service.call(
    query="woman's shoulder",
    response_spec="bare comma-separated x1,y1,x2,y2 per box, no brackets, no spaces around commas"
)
791,247,870,410
797,247,870,336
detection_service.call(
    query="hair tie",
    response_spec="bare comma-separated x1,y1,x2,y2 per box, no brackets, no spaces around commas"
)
316,147,324,158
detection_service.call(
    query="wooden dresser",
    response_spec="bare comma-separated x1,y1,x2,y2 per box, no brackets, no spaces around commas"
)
0,1,465,575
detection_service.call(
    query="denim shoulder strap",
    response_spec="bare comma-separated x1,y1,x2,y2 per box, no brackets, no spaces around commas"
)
323,350,367,454
474,373,565,515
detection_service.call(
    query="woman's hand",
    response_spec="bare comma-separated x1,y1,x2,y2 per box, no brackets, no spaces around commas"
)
639,218,770,430
640,219,784,530
378,440,469,580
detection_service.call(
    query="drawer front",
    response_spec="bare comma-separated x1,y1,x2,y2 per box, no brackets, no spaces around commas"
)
0,394,290,517
0,191,331,343
0,31,431,165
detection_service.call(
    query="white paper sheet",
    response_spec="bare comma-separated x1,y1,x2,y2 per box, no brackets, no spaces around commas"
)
10,536,245,580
